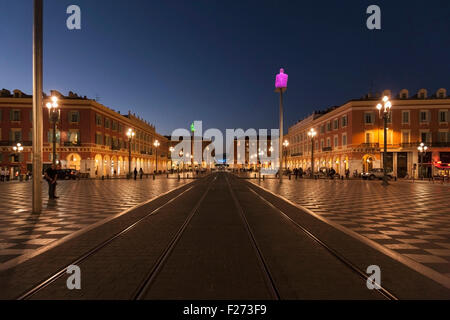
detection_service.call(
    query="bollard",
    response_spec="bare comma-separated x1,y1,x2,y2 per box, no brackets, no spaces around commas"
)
102,175,104,180
289,174,291,180
153,174,155,180
263,175,265,181
178,174,180,181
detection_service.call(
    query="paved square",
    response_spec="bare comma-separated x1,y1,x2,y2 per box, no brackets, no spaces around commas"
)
251,177,450,277
0,177,189,268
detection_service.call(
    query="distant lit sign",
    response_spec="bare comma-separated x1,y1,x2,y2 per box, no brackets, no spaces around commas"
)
190,122,195,132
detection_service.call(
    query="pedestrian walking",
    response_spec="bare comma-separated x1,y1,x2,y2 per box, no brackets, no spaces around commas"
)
345,169,350,179
134,167,138,180
139,168,144,179
44,164,58,199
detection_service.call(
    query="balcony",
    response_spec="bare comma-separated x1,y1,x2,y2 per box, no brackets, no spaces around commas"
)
111,145,121,151
0,141,33,147
291,153,303,157
322,147,332,152
359,143,380,148
431,142,450,148
63,141,81,147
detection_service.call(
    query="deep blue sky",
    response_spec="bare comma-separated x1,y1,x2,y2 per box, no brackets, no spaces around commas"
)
1,0,449,135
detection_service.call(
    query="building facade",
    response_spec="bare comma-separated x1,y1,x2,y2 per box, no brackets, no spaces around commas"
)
286,88,450,178
0,89,169,178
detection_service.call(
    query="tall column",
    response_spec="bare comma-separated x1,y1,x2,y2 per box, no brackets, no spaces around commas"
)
32,0,43,214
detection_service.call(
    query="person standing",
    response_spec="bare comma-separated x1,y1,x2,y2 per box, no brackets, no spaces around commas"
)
133,167,138,180
44,164,58,199
139,168,144,179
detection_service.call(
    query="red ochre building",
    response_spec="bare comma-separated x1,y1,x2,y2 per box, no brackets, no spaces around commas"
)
0,89,169,178
285,88,450,178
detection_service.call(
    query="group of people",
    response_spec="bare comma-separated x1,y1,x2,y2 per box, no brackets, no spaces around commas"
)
0,168,10,182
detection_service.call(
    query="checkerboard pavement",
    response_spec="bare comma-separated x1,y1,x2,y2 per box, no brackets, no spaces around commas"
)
251,177,450,278
0,177,189,267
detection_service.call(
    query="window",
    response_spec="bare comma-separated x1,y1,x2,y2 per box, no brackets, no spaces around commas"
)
68,111,80,123
96,114,102,126
320,125,325,134
326,122,331,131
96,133,103,145
364,112,374,124
438,131,447,142
68,130,80,144
333,119,339,130
421,132,431,143
326,138,331,147
10,110,21,121
47,129,60,143
334,136,338,147
439,110,448,123
320,140,324,149
105,135,111,146
118,123,123,133
342,133,347,146
420,111,429,123
402,131,410,144
112,121,118,131
365,132,373,143
105,118,110,129
341,115,348,127
402,111,410,124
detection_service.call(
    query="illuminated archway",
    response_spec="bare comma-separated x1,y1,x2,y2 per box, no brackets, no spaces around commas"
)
66,153,81,170
363,154,375,173
94,154,102,177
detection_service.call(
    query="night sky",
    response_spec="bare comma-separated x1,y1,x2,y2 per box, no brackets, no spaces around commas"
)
1,0,449,135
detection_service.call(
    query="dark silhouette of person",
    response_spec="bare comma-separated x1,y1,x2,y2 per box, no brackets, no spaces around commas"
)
134,167,138,180
44,164,58,199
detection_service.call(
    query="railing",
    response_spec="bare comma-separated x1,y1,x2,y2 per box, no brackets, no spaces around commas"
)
359,143,380,148
63,141,81,147
0,141,33,146
290,153,303,157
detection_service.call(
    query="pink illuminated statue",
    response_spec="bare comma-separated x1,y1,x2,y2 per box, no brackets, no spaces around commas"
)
275,68,288,89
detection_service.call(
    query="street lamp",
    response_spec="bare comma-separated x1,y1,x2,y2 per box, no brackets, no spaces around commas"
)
126,128,135,177
13,143,24,179
275,68,288,183
169,146,175,171
418,142,428,179
308,128,317,178
154,140,160,174
46,96,60,166
283,140,289,172
376,96,392,186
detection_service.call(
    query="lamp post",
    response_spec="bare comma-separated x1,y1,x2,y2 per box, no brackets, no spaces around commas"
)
308,128,317,178
32,0,44,213
275,68,288,183
283,140,289,172
376,96,392,186
418,142,428,180
169,146,175,172
154,140,160,174
13,143,24,180
46,96,60,166
126,128,135,177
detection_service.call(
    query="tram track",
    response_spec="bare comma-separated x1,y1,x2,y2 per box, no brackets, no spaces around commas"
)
239,176,398,300
17,175,215,300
